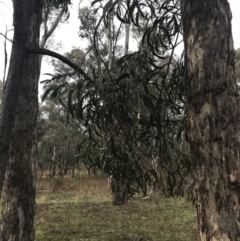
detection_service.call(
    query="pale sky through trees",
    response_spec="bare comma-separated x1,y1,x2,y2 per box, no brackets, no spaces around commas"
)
0,0,240,90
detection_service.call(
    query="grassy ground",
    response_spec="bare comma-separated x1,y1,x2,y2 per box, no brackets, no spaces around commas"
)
35,174,198,241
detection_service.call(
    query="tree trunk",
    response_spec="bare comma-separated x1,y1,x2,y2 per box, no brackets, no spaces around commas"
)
51,145,57,181
108,9,113,70
109,176,128,205
124,24,130,55
0,1,43,240
180,0,240,240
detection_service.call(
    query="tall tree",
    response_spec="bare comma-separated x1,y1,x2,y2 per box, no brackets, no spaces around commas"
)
180,0,240,240
77,0,240,238
88,0,239,238
0,1,66,192
0,1,43,239
0,0,70,239
43,0,189,205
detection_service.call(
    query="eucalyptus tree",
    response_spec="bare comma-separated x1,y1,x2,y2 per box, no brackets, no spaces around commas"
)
43,0,190,206
95,0,240,239
181,1,240,239
0,0,71,240
45,7,144,204
79,4,134,204
0,1,43,239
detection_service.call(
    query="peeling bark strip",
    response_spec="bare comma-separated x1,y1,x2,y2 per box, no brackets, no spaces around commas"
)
180,0,240,240
0,0,43,240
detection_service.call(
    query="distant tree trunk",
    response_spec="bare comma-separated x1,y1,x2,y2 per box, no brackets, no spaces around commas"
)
108,9,113,70
148,157,160,196
64,140,70,175
0,1,43,240
40,165,44,178
71,166,75,178
50,145,57,180
180,0,240,240
124,24,130,55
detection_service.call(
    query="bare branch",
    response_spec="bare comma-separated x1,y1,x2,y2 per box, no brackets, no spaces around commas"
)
3,28,7,84
28,47,93,82
40,7,65,48
1,28,13,84
0,32,13,43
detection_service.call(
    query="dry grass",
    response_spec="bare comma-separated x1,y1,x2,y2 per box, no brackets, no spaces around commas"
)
35,174,198,241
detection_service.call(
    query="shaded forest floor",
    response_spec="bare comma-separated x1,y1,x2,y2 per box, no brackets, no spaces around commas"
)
35,174,198,241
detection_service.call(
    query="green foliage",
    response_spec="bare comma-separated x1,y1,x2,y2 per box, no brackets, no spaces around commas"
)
44,0,71,14
78,7,97,39
42,54,190,198
92,0,181,58
42,0,191,198
45,0,71,8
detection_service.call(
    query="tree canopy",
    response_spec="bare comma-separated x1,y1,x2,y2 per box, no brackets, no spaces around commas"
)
41,0,191,198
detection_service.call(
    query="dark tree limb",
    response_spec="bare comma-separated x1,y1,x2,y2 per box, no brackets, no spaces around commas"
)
27,47,93,82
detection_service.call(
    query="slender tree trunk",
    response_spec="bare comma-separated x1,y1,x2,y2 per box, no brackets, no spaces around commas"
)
108,10,113,70
148,157,160,196
0,1,43,240
180,0,240,240
51,145,57,181
124,24,130,55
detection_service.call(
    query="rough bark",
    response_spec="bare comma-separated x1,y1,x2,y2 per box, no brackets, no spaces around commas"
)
180,0,240,240
31,127,38,188
0,0,43,240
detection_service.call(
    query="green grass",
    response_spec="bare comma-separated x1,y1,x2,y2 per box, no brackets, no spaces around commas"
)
35,175,198,241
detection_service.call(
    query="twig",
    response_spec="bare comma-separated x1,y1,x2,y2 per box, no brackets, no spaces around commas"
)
0,32,13,43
